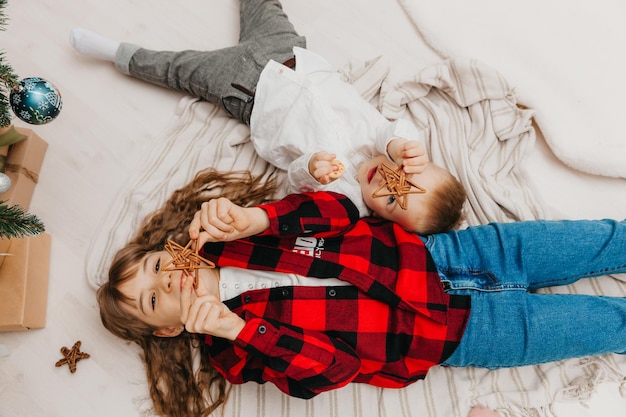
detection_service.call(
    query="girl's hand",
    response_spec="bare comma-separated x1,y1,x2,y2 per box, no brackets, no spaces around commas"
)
387,138,429,174
179,272,245,340
308,151,339,185
188,198,270,245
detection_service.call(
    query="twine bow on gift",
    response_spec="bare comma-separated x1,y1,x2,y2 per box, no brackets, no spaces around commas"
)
5,162,38,183
372,162,426,210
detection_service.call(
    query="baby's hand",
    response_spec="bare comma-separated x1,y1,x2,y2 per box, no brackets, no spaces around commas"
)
387,138,429,174
309,151,343,184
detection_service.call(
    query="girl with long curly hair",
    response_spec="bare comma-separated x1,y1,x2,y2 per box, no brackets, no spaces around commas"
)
98,168,278,417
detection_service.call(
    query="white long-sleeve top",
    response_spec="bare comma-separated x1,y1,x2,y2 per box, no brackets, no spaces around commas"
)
250,47,422,217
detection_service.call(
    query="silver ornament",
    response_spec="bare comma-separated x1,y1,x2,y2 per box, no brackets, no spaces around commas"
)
0,172,11,193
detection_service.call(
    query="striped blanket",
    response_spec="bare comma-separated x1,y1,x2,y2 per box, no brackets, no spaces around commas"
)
86,56,626,417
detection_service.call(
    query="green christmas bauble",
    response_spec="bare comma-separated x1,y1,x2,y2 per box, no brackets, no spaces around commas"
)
10,77,62,125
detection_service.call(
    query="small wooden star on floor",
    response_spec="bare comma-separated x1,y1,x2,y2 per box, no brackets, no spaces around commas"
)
55,340,90,374
162,239,215,289
372,162,426,210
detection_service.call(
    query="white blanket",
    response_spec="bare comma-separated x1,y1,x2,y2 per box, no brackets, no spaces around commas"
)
398,0,626,179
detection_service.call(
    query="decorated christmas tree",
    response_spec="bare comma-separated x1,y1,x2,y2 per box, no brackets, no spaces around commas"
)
0,0,61,136
0,0,45,240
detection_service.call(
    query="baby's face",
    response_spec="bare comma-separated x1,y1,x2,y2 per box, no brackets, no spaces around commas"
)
357,155,447,232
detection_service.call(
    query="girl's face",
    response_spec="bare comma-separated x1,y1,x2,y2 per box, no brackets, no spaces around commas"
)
118,250,201,335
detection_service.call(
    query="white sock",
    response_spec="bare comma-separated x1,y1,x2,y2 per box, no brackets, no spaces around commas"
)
69,28,120,62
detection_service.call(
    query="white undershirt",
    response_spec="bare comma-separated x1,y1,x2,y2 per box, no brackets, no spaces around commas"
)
218,267,350,302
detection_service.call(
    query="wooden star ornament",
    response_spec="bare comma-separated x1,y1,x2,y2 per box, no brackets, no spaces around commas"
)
372,162,426,210
55,341,90,374
162,239,215,289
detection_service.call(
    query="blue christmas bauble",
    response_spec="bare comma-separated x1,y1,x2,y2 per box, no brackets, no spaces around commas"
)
10,77,62,125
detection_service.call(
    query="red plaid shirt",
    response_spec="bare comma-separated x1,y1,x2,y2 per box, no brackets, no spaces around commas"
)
200,192,471,399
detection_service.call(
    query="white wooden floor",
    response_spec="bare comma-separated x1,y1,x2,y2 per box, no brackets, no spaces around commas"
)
0,1,625,417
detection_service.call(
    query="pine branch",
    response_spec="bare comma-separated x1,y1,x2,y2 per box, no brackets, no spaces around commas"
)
0,0,7,30
0,54,18,127
0,201,45,239
0,55,18,89
0,1,17,128
0,92,10,127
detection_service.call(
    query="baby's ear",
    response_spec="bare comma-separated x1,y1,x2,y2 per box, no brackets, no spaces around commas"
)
153,326,184,338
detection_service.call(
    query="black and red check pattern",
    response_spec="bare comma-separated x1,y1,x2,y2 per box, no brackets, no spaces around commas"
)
200,192,471,398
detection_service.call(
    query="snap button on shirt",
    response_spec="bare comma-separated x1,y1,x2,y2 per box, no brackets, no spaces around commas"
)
218,268,351,302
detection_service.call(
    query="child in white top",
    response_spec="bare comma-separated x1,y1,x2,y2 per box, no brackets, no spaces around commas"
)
69,24,465,234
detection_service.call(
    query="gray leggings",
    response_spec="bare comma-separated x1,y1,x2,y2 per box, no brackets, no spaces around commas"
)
115,0,306,124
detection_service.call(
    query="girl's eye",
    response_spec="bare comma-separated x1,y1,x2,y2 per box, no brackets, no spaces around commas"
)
155,258,161,273
150,293,156,310
387,195,396,205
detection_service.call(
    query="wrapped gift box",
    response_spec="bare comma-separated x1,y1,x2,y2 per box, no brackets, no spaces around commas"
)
0,233,51,331
0,127,48,209
0,128,48,268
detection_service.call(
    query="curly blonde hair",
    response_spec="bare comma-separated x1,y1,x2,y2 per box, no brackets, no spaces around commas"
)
97,169,278,417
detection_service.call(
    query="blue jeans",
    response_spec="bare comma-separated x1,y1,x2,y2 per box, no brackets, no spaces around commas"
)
420,219,626,369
